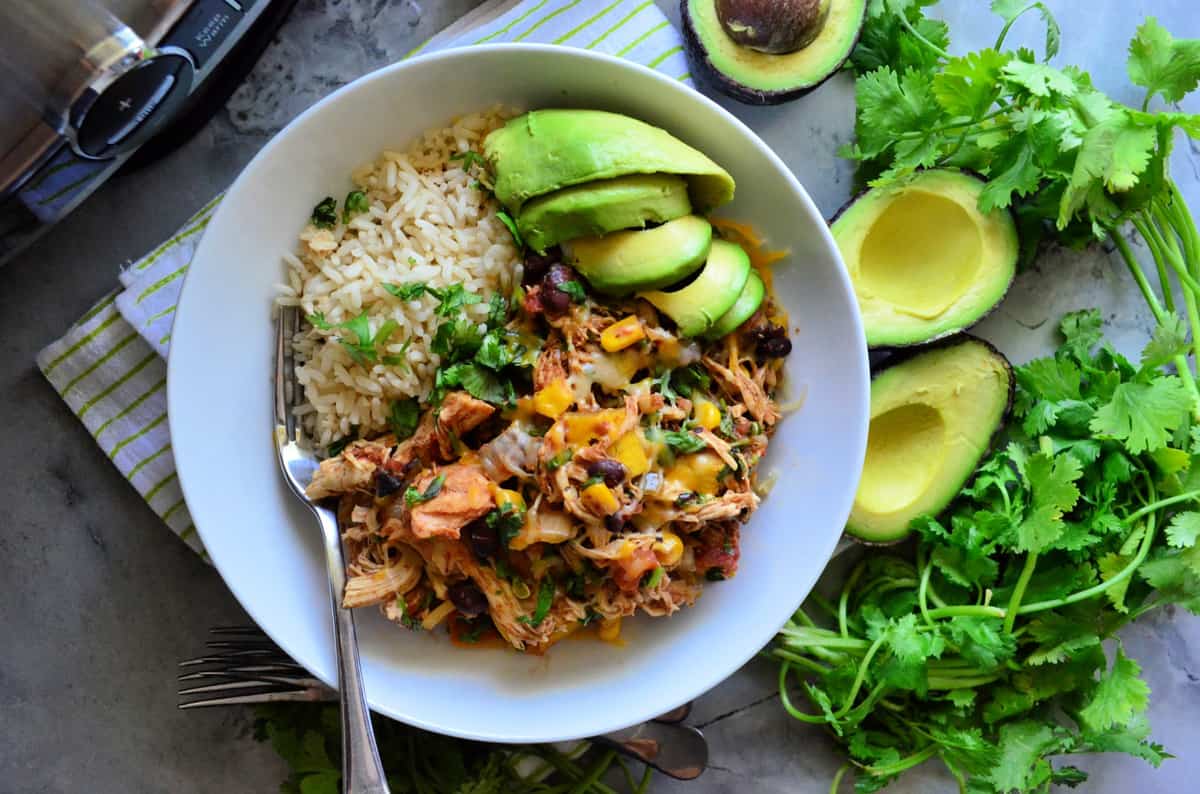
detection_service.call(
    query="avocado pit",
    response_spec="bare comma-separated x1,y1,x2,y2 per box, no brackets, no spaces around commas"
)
716,0,830,54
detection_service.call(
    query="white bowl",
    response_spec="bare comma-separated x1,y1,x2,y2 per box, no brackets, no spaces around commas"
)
168,43,868,743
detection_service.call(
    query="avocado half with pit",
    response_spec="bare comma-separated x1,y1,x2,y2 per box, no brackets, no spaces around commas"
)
564,215,713,295
846,336,1014,544
642,239,752,337
518,174,693,253
682,0,869,105
483,109,735,213
832,169,1019,349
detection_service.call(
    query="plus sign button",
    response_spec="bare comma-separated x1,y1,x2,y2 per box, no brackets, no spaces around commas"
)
76,53,194,159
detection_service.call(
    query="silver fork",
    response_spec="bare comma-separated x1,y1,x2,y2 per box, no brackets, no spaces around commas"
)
180,626,709,781
275,305,390,794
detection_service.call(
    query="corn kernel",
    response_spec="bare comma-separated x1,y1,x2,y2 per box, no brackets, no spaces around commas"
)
533,378,573,419
600,316,645,352
653,531,684,567
598,617,622,642
564,408,626,446
488,484,526,511
611,432,650,477
582,482,620,515
693,399,721,431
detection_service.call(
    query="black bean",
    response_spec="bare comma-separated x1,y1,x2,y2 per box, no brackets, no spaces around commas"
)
448,580,489,616
604,513,626,532
463,518,499,560
758,335,793,358
541,284,571,316
674,492,697,508
586,458,628,487
375,470,404,497
522,247,560,285
544,263,575,289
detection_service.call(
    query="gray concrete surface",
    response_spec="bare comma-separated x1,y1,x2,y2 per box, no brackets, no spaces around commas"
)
1,1,1198,792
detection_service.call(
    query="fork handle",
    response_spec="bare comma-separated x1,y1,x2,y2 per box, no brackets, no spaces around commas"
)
315,505,392,794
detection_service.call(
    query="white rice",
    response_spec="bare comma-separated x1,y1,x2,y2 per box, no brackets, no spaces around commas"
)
275,107,522,447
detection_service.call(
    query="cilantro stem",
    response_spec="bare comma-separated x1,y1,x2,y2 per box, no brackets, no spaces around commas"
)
1019,495,1160,614
918,554,936,629
859,744,939,777
838,560,867,638
1122,488,1200,524
567,749,618,794
898,11,950,60
994,3,1040,51
771,648,833,675
923,605,1006,620
1002,551,1038,633
926,673,1003,689
778,662,834,724
829,765,850,794
834,634,888,717
1114,231,1200,416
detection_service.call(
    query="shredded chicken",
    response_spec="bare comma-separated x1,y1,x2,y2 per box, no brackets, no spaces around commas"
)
409,464,494,539
435,391,495,457
343,544,423,608
703,355,782,426
306,439,389,499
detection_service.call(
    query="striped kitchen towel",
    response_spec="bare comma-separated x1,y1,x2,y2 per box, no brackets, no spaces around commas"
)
37,0,692,557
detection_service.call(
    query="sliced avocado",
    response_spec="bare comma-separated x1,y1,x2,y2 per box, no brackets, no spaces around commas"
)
564,215,713,295
483,110,735,213
832,169,1019,349
642,239,751,337
846,336,1014,544
703,270,765,340
517,174,693,253
682,0,868,105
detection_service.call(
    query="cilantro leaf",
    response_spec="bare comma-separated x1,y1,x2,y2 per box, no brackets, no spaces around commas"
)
434,284,483,317
1127,17,1200,107
449,150,487,171
1090,376,1190,454
663,430,708,455
934,49,1011,118
987,720,1065,792
1165,511,1200,548
1140,314,1190,370
854,67,943,163
1078,644,1150,731
387,398,420,441
384,282,435,301
1002,59,1076,98
1014,452,1082,553
310,196,337,229
558,280,587,304
404,473,445,507
518,578,555,627
496,211,523,249
991,0,1061,60
342,190,369,223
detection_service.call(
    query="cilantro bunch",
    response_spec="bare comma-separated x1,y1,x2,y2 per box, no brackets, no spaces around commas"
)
848,1,1200,412
254,703,652,793
771,310,1200,792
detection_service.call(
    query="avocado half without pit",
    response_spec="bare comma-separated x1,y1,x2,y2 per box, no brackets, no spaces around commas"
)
846,336,1014,544
643,239,754,337
832,169,1019,349
682,0,868,105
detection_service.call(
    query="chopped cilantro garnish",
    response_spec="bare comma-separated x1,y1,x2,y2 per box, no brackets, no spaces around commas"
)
517,578,555,626
326,428,357,457
387,398,420,441
487,503,526,549
404,473,445,507
310,196,337,228
672,364,712,398
496,210,523,249
663,430,707,455
642,567,664,589
580,609,602,626
449,150,487,171
342,190,369,222
558,280,587,303
545,449,573,471
384,282,433,301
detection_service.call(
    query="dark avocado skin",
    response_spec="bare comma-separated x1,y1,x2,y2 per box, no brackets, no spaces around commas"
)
848,334,1016,547
828,169,1021,351
681,0,867,106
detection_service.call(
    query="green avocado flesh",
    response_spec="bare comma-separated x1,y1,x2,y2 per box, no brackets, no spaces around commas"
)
517,174,693,253
564,215,713,295
846,337,1013,543
483,110,735,213
643,239,751,337
703,269,765,340
832,169,1019,349
683,0,868,103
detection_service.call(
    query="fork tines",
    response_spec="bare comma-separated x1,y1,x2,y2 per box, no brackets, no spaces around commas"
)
177,625,335,709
